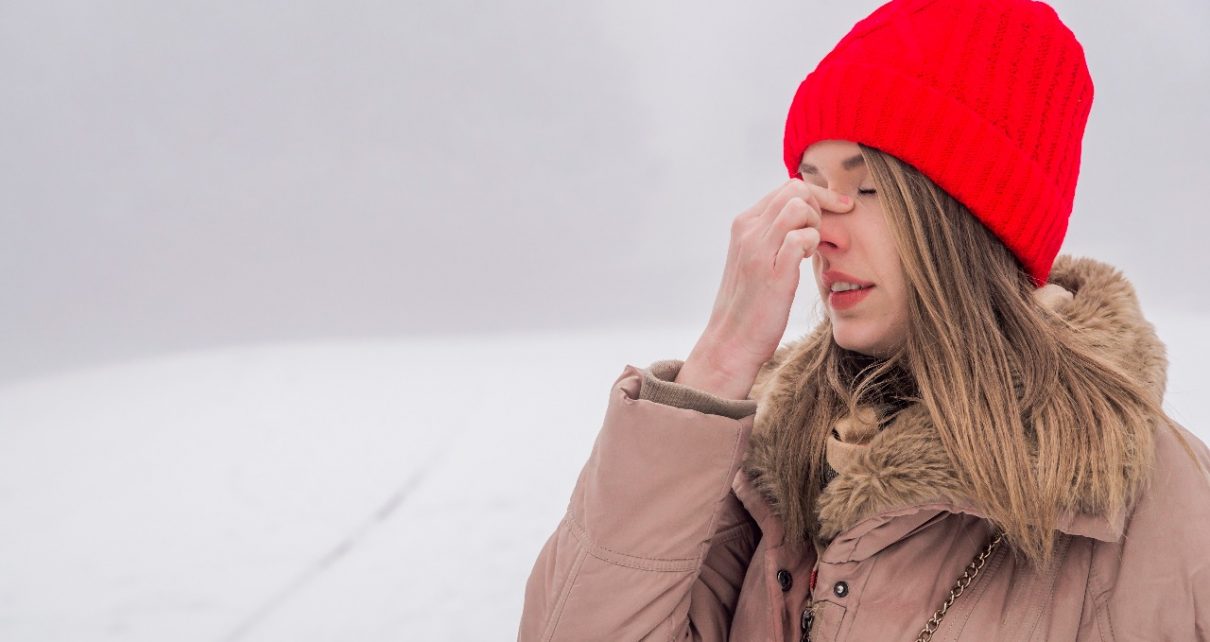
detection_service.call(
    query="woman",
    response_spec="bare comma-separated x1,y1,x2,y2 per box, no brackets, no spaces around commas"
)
519,0,1210,640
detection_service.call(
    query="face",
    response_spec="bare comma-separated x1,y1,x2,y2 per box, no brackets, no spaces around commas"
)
799,140,909,358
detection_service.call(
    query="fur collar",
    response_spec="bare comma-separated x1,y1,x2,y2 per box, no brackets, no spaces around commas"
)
739,255,1166,543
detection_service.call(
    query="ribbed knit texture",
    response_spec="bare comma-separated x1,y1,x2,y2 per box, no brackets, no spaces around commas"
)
638,360,758,420
783,0,1094,286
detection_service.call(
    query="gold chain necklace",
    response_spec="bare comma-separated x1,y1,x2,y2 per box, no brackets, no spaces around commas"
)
913,531,1004,642
801,531,1004,642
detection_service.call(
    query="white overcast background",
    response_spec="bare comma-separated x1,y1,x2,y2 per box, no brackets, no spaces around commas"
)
1,1,1208,640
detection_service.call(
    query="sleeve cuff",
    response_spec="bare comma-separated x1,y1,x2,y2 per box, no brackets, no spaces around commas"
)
636,359,758,420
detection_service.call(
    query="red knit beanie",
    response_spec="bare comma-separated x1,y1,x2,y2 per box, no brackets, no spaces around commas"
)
783,0,1094,286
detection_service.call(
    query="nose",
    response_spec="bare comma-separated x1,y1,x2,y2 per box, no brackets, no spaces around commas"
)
814,202,851,257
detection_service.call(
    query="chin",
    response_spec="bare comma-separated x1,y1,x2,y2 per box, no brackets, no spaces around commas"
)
832,325,892,358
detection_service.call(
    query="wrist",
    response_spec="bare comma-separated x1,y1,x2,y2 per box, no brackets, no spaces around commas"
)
676,338,760,401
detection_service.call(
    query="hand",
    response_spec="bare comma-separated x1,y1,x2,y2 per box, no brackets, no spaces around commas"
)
676,178,855,399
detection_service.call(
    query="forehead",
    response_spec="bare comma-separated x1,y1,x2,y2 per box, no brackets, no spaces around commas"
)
799,140,866,176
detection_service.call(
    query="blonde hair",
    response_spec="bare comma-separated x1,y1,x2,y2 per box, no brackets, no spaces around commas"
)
761,143,1174,567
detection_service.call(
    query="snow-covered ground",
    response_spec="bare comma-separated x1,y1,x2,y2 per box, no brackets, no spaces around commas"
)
0,316,1205,641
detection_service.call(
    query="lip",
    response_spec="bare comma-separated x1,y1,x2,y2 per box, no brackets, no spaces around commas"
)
822,269,876,311
821,269,876,291
828,285,874,310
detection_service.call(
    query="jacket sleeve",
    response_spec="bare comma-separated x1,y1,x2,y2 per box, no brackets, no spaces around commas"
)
518,360,760,642
1097,421,1210,640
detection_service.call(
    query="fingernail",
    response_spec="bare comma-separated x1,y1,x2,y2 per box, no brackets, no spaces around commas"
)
839,195,851,204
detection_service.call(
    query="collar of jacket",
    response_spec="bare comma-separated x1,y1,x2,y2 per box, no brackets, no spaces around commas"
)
731,254,1167,549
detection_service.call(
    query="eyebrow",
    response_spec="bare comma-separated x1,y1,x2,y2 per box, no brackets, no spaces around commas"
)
799,153,865,175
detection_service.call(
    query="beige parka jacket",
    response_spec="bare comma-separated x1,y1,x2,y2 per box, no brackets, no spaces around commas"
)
518,256,1210,641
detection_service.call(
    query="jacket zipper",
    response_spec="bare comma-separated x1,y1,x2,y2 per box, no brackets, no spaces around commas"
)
801,605,814,641
801,564,817,641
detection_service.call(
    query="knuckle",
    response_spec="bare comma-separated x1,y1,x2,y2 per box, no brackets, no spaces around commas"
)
778,200,817,228
733,210,761,234
803,192,822,211
804,206,822,226
778,197,805,218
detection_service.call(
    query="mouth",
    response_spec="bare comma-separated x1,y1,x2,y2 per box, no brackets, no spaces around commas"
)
821,269,876,299
828,284,874,311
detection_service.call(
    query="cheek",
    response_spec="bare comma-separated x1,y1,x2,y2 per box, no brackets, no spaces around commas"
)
888,291,910,331
868,263,909,338
882,287,912,346
877,273,908,316
868,222,907,312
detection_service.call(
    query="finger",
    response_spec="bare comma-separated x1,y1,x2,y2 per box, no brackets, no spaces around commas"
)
757,179,810,222
740,178,799,224
774,227,821,276
805,181,855,214
762,180,854,223
762,196,821,247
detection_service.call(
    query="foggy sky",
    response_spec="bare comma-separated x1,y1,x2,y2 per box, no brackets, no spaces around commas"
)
2,0,1207,384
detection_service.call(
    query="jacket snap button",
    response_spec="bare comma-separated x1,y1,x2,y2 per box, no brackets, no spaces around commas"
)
833,580,849,598
776,569,793,592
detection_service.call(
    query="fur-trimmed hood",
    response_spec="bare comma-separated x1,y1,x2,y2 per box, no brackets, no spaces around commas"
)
738,254,1167,544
